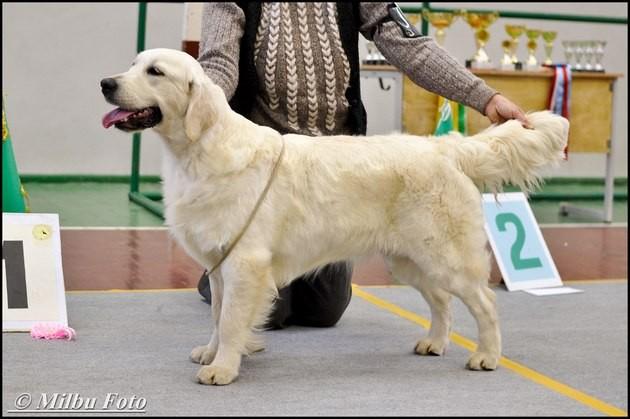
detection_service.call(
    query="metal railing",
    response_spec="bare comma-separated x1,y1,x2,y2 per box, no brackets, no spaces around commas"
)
127,3,164,218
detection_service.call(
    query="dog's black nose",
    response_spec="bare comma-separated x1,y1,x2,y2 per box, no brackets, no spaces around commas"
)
100,78,118,96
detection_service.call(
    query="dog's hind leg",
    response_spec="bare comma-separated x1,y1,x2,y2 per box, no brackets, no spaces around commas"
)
386,256,453,356
452,280,501,370
444,253,501,371
196,251,276,385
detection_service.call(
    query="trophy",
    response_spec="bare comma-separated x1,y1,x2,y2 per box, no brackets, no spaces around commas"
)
500,39,514,69
594,40,606,72
562,40,574,67
462,10,500,68
542,30,557,66
422,10,457,46
363,41,387,65
573,41,585,71
525,28,542,69
584,41,595,71
505,24,526,65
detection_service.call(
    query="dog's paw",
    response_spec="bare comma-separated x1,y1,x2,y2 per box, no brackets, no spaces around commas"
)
414,338,448,356
466,352,499,371
190,345,216,365
196,365,238,385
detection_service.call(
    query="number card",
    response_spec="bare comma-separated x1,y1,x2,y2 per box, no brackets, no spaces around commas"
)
2,213,68,331
482,193,562,291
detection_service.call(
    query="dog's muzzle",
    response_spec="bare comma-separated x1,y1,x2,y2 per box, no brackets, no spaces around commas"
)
100,78,163,131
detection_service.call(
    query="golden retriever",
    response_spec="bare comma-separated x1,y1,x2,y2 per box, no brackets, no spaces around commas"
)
101,48,569,385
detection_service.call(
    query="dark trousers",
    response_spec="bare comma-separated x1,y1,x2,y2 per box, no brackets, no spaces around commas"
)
197,261,353,329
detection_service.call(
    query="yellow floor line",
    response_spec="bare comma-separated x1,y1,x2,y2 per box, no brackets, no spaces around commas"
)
352,285,627,417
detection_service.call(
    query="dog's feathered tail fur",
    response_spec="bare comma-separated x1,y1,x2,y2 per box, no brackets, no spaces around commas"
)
435,111,569,194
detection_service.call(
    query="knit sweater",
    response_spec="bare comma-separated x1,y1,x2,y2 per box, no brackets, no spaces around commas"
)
199,2,497,136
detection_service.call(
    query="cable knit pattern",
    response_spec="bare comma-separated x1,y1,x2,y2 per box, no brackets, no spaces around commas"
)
297,3,323,136
198,3,498,134
281,3,300,131
313,3,337,133
263,3,281,110
252,2,351,135
253,4,270,67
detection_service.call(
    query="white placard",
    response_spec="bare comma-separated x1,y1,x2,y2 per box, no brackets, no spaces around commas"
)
523,287,583,296
2,213,68,331
482,193,563,291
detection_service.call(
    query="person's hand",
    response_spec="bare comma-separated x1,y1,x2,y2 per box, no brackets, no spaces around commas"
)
484,94,532,129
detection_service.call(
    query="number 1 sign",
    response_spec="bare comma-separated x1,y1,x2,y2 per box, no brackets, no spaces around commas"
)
2,213,68,331
482,193,562,291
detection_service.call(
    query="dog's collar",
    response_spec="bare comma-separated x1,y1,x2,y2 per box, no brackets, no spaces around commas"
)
207,136,286,276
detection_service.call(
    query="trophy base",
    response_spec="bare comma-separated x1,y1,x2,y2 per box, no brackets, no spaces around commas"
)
501,62,519,71
526,63,540,71
362,59,389,66
470,61,494,70
572,68,605,73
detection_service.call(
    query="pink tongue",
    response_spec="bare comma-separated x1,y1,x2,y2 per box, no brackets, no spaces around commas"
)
102,108,136,128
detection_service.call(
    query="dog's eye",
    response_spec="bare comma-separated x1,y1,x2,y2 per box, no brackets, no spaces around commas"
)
147,66,164,76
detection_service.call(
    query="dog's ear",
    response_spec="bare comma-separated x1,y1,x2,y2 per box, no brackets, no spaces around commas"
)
184,78,215,142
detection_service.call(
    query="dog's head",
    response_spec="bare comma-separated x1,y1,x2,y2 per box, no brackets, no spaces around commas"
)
101,48,217,141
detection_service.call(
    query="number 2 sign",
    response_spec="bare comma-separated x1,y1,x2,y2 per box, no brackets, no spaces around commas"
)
482,193,562,291
2,213,68,331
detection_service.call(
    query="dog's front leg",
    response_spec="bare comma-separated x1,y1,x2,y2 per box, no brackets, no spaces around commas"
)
196,251,276,385
191,272,223,365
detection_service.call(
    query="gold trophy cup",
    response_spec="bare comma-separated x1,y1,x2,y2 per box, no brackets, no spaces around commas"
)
422,10,457,46
500,39,514,69
462,11,500,68
542,30,557,66
505,24,526,64
525,29,542,69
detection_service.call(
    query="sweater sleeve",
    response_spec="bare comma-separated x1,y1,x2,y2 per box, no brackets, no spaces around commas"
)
197,2,245,101
358,3,497,115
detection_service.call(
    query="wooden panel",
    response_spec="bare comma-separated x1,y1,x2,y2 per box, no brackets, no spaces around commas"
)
401,68,619,153
60,227,626,291
566,78,614,152
402,76,439,136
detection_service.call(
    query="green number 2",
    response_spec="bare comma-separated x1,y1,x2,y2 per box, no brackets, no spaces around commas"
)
495,213,543,270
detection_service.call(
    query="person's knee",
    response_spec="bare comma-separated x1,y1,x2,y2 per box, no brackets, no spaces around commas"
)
306,307,346,327
294,282,352,327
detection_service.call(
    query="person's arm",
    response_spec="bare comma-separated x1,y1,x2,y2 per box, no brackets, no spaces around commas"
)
198,3,245,101
359,3,530,127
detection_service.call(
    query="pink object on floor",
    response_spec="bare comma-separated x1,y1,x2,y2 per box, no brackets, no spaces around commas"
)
30,322,76,341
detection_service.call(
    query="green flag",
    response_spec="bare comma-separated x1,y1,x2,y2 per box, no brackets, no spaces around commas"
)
434,97,468,137
434,97,454,136
3,99,28,212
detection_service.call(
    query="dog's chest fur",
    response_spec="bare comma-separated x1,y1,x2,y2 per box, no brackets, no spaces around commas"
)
160,152,264,268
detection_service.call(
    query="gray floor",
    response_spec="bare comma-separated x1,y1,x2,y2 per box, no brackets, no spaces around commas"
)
2,283,627,416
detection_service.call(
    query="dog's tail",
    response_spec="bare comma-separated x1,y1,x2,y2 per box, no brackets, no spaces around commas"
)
436,111,569,193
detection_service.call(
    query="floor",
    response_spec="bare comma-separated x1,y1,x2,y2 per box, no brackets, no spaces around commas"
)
3,283,628,416
3,179,627,416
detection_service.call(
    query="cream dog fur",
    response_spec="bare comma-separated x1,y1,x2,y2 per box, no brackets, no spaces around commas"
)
101,48,569,385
